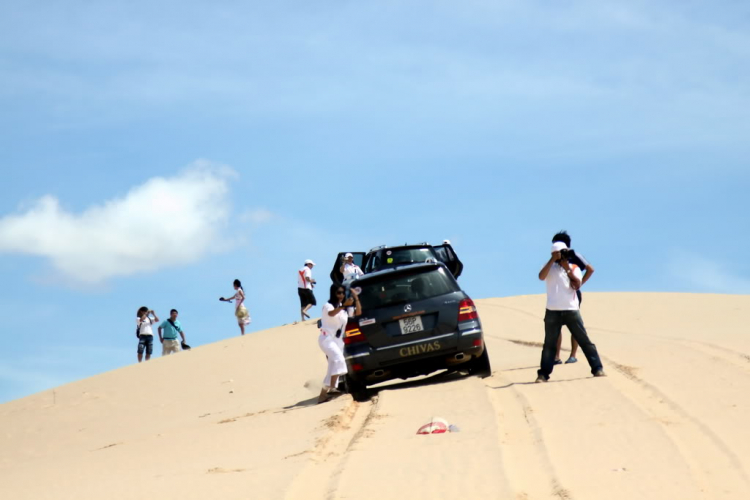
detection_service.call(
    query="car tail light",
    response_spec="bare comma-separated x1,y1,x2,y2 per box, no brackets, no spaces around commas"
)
458,298,478,321
343,319,366,345
352,363,364,372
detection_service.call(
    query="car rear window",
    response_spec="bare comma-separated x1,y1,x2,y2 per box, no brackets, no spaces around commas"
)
380,248,436,267
356,267,459,310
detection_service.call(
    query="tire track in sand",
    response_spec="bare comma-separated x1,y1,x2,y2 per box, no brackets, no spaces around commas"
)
486,374,575,500
602,355,750,496
497,335,750,497
282,396,379,500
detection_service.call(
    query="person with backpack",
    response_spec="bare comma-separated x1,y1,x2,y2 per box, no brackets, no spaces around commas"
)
158,309,187,356
136,307,159,363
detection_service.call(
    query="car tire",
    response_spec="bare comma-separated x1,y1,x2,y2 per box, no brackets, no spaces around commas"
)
345,374,369,402
468,344,492,378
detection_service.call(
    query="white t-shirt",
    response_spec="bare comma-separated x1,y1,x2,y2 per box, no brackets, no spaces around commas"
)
136,316,155,336
298,266,312,289
342,263,363,281
320,302,355,346
545,263,582,311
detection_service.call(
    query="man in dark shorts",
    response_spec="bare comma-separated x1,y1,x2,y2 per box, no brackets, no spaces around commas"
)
551,231,595,365
298,259,317,321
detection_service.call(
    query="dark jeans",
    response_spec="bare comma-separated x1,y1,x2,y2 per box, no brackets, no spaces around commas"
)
538,309,602,380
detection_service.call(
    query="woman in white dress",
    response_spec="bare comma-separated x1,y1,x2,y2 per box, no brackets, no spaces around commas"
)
219,279,252,335
318,284,361,403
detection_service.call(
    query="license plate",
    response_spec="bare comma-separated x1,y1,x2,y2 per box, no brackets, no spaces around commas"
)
399,316,424,335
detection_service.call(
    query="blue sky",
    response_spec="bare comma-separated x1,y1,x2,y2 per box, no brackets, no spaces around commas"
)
1,0,748,403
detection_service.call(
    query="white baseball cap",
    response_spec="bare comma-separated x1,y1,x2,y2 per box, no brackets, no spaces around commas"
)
304,259,316,265
551,242,568,252
344,253,353,259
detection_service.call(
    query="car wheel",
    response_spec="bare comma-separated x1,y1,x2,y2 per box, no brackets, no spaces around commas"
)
468,344,492,378
345,374,369,402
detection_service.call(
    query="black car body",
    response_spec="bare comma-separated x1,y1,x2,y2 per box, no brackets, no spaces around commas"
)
341,262,489,400
330,242,463,285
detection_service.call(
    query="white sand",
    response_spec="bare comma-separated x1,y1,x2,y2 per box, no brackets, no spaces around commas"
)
1,293,748,499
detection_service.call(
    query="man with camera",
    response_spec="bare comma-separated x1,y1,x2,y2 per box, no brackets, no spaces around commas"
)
536,241,605,382
551,230,595,364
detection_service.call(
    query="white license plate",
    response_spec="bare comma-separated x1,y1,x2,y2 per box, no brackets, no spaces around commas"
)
399,316,424,335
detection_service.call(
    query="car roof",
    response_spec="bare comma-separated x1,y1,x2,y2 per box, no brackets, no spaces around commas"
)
367,243,434,253
348,262,445,283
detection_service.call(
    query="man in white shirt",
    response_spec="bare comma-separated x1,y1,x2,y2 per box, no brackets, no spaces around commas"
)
339,253,364,281
298,259,317,321
536,241,605,382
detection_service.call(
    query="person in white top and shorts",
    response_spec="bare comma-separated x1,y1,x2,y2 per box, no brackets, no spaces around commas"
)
298,259,317,321
536,241,605,382
136,306,160,363
317,283,361,403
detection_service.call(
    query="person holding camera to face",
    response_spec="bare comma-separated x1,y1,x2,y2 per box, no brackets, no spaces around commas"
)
136,307,160,363
551,230,595,365
536,241,605,382
317,284,362,403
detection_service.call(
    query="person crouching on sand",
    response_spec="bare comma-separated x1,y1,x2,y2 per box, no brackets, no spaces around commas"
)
220,279,252,335
317,284,361,403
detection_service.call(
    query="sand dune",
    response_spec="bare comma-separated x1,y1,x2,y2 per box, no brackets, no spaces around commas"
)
1,293,749,499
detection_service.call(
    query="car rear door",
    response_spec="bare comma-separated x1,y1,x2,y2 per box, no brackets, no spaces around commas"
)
433,243,463,278
330,252,366,285
352,266,462,352
356,295,461,350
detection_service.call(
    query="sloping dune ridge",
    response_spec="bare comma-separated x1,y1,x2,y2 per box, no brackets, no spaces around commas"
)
1,293,749,499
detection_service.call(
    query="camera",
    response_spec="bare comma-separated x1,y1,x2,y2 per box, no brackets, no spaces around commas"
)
559,248,575,260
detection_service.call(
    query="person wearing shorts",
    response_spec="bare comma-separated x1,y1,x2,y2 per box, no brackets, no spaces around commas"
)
136,307,160,362
298,259,317,321
158,309,186,356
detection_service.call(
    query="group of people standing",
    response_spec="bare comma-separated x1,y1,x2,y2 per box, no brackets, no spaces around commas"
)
134,279,250,363
135,308,188,362
294,254,365,403
136,237,605,388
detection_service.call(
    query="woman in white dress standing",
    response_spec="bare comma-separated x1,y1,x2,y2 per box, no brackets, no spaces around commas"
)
318,284,361,403
220,279,252,335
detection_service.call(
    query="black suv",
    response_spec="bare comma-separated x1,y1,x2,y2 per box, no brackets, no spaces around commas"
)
330,242,463,285
340,262,490,401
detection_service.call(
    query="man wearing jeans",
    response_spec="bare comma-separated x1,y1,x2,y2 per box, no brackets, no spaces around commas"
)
536,241,605,382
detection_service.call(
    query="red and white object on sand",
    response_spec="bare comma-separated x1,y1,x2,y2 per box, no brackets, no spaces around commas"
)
416,417,449,434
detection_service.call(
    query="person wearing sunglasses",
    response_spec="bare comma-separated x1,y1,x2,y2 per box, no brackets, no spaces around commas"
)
317,284,361,403
339,253,364,281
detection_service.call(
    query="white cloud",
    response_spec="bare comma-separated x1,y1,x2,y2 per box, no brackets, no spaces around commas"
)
0,161,235,284
669,251,750,294
239,208,276,225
